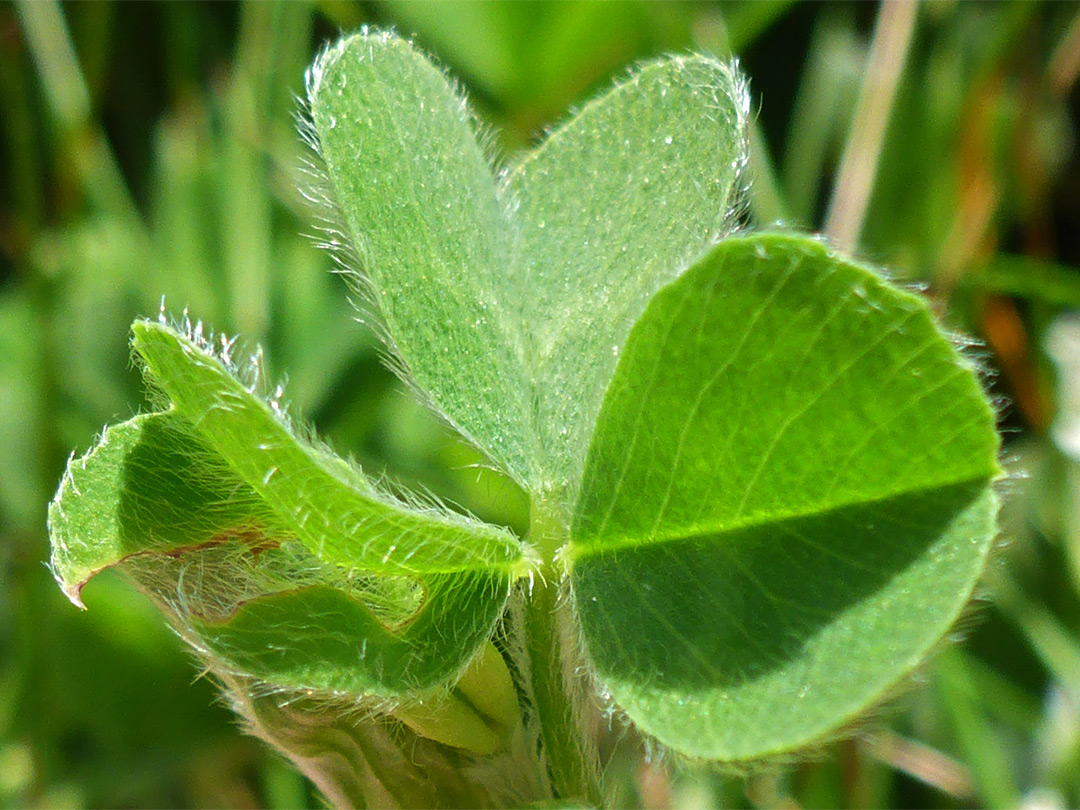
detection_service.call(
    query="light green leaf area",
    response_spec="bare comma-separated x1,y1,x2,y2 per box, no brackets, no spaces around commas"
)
310,32,751,494
49,409,512,695
503,54,747,485
570,233,1000,761
307,31,536,486
49,411,268,607
189,573,509,696
131,320,529,578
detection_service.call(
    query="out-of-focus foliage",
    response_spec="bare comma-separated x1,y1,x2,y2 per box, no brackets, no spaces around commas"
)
2,1,1079,807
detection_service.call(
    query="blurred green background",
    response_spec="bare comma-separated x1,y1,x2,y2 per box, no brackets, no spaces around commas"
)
2,1,1080,807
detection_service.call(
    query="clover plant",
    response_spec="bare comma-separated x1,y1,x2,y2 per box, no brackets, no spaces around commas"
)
48,30,1001,808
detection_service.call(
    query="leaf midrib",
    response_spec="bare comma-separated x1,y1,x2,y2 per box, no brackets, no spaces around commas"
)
568,470,996,563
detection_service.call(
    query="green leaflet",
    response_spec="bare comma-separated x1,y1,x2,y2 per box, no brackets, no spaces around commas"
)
503,54,747,487
309,33,749,494
49,411,269,607
48,329,522,696
190,574,508,696
307,31,536,486
569,233,1000,760
132,320,529,578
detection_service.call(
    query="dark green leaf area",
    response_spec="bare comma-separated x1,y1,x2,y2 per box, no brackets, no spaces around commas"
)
570,233,1000,760
193,572,508,694
573,482,996,760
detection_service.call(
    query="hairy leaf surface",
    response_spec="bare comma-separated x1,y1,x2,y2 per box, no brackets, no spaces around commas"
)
189,573,509,696
308,31,536,485
570,233,1000,760
503,55,747,486
310,33,751,495
49,337,520,695
132,320,528,578
49,411,267,607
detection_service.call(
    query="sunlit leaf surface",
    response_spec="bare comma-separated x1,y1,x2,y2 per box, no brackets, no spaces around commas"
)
50,324,522,697
570,233,1000,760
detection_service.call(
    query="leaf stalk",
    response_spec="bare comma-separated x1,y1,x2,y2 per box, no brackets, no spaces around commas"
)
525,495,603,807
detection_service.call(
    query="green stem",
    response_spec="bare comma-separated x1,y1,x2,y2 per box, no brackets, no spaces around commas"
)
230,672,496,809
525,496,603,807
